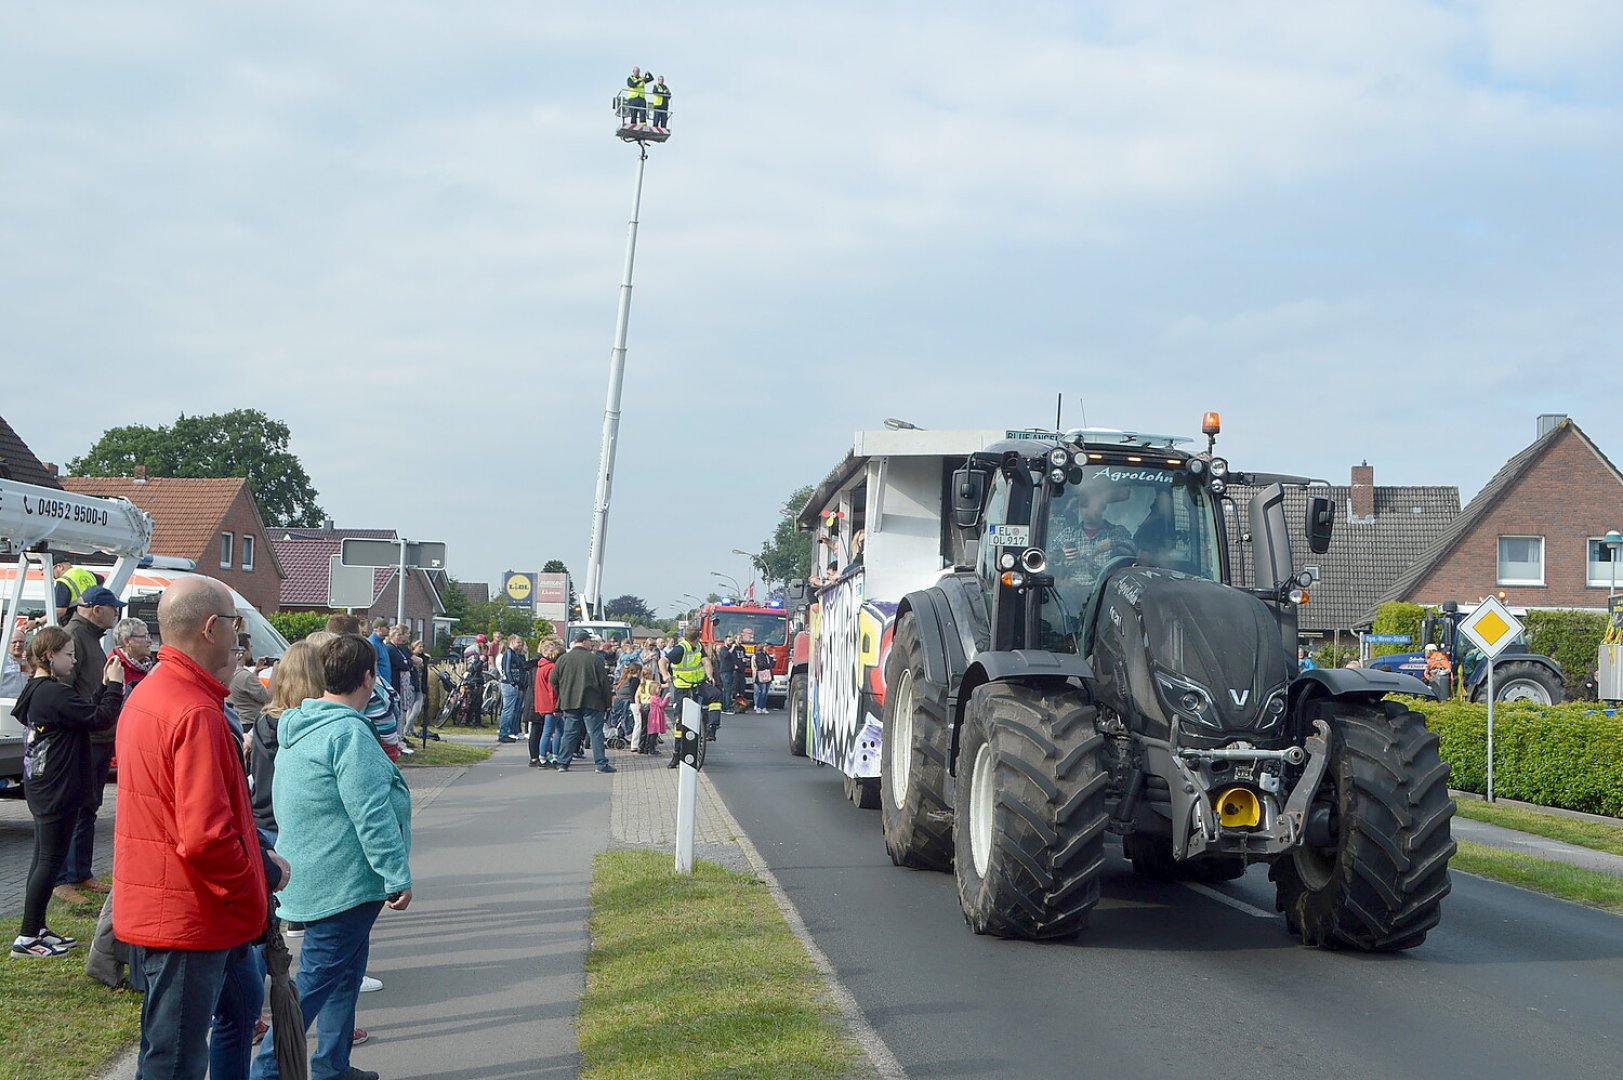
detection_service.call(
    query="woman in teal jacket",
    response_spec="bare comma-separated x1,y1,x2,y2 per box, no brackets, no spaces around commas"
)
253,635,411,1080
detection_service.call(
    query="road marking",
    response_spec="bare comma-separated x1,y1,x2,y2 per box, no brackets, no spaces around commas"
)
1182,881,1277,919
704,773,909,1080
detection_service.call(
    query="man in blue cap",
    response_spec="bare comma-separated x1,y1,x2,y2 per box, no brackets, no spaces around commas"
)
55,584,128,902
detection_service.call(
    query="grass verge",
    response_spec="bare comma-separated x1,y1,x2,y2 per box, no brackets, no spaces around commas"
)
0,896,141,1080
1453,840,1623,914
581,849,867,1080
1453,798,1623,857
399,740,493,767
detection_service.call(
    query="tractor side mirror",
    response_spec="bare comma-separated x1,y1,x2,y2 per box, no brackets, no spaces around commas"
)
1305,494,1335,554
785,579,807,605
952,469,986,529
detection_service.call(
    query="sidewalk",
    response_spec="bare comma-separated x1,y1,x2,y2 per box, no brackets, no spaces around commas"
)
94,735,748,1079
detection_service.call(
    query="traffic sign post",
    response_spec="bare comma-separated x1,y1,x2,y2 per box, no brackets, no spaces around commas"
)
1458,596,1526,803
340,537,448,626
674,698,702,874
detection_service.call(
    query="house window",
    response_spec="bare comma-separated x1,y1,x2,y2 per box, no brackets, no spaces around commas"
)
1497,536,1543,586
1588,537,1623,588
220,532,234,569
242,535,255,571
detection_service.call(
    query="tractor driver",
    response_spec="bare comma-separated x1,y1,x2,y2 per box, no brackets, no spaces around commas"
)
1053,476,1136,588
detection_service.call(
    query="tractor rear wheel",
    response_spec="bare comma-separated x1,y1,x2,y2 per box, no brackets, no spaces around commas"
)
1271,699,1455,951
1482,661,1564,705
880,613,955,871
954,682,1108,940
787,673,809,757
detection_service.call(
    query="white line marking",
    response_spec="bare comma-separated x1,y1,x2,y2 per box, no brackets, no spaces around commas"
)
1182,881,1278,919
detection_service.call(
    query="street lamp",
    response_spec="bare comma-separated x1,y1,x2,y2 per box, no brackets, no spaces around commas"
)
731,548,761,591
710,571,743,597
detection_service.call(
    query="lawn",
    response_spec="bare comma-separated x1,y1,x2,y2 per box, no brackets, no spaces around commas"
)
398,739,494,767
0,896,141,1080
581,849,868,1080
1453,840,1623,914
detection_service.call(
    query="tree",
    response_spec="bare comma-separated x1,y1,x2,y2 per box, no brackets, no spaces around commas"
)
68,409,325,527
542,559,580,610
753,484,816,584
604,594,655,623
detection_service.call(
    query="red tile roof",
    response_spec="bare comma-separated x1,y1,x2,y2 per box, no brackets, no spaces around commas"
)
60,476,286,579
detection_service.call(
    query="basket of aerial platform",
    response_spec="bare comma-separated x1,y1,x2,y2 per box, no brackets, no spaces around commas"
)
613,87,673,143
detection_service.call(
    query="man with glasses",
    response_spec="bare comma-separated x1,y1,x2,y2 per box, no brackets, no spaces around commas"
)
114,576,288,1079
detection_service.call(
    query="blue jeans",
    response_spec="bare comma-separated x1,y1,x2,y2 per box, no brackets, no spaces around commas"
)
58,742,113,885
558,709,607,769
497,683,522,739
251,900,382,1080
529,712,561,762
131,943,232,1080
754,678,771,710
211,942,266,1080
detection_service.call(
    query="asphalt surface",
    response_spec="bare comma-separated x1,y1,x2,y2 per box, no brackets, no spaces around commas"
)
706,714,1623,1080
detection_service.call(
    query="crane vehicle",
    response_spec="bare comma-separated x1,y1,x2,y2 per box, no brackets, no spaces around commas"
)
1,478,154,783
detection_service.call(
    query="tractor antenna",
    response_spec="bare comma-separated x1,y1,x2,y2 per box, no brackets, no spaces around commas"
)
1055,392,1062,432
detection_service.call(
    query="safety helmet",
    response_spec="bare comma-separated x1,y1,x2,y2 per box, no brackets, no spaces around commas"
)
476,634,488,643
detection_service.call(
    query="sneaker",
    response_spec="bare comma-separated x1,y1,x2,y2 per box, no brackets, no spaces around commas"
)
36,927,77,949
10,936,69,959
596,765,617,773
555,764,570,772
667,759,679,769
359,974,383,993
72,877,111,894
351,1027,370,1046
284,922,305,938
51,884,88,905
528,758,540,768
337,1068,379,1080
399,744,416,755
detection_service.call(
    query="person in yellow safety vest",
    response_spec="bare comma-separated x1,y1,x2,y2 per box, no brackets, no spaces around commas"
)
624,66,650,127
54,566,100,623
649,76,670,131
662,624,720,768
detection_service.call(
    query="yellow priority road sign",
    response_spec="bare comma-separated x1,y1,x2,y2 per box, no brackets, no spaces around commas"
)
1458,595,1524,660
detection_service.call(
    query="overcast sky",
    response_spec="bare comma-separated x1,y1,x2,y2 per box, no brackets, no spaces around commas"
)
6,2,1622,617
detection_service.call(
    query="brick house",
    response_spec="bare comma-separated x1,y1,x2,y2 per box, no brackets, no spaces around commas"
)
60,472,288,613
1227,466,1459,642
0,415,64,489
1372,415,1623,616
270,526,448,643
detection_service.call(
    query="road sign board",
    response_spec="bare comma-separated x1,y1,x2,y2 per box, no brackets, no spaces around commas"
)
328,554,377,609
1365,633,1411,644
502,570,537,610
340,538,448,570
1459,595,1524,660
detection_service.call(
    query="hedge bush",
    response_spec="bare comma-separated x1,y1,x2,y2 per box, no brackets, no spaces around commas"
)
267,610,330,643
1370,601,1431,658
1406,697,1623,817
1523,609,1607,697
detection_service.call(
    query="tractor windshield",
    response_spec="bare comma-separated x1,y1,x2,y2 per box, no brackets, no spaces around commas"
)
1040,463,1223,648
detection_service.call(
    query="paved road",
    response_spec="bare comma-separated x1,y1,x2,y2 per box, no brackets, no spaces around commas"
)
706,714,1623,1080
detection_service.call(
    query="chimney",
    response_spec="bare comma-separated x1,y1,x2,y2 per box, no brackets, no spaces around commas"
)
1537,413,1567,439
44,462,59,479
1351,460,1374,521
133,464,148,484
323,517,335,531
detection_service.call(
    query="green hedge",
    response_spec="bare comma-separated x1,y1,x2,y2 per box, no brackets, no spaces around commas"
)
1523,609,1606,697
267,610,330,643
1407,697,1623,817
1370,601,1431,658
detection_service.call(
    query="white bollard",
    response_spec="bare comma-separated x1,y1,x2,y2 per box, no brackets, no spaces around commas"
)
675,698,700,874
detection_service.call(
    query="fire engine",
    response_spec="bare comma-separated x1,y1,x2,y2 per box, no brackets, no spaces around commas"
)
697,598,790,704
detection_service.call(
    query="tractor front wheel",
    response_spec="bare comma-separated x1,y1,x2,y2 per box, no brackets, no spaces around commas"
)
1271,699,1455,951
880,612,955,871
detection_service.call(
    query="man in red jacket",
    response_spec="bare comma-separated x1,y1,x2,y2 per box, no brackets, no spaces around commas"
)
114,576,290,1079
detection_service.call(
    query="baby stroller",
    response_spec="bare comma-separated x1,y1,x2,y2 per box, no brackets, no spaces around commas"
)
605,698,634,750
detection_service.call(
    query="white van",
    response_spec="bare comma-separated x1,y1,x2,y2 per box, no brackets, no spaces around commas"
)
0,566,290,786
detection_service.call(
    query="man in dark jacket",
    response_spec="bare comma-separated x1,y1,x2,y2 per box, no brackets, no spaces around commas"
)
56,585,125,901
550,631,614,773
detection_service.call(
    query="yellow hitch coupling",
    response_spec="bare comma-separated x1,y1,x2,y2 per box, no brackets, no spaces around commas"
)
1216,786,1262,828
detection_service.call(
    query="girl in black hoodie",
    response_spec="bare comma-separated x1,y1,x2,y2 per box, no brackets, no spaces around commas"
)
10,626,124,958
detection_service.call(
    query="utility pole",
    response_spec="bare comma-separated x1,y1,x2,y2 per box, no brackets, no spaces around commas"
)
583,80,672,619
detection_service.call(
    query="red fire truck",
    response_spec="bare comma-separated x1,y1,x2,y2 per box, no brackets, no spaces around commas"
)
698,599,790,705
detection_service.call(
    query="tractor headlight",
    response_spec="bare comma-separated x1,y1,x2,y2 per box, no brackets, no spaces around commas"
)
1048,448,1070,468
1048,468,1068,485
1209,478,1226,496
1021,547,1048,574
1209,457,1228,479
998,551,1018,571
1258,689,1287,731
1187,458,1206,476
1155,671,1220,730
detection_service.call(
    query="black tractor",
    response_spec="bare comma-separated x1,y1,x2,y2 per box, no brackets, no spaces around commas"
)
881,422,1456,950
